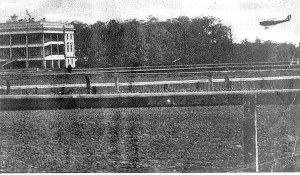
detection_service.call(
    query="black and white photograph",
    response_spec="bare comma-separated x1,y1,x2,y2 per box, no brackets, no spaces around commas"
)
0,0,300,173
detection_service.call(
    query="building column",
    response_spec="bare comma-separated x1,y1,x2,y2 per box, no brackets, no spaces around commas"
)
26,61,29,68
9,34,12,59
51,60,54,68
26,33,29,68
58,59,61,68
42,60,46,69
42,33,45,56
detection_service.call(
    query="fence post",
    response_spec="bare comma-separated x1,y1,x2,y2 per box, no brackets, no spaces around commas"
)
85,76,91,94
114,74,119,93
225,75,231,90
129,83,133,93
287,79,294,105
260,79,268,89
208,74,213,91
6,80,10,95
34,87,38,94
163,84,169,92
243,95,258,172
196,82,201,91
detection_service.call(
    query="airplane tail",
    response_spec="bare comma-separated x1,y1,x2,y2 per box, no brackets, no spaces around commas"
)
286,15,292,21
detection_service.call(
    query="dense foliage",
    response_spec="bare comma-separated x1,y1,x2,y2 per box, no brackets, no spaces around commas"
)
72,16,299,68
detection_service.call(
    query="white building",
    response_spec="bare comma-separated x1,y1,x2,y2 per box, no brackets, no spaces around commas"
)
0,15,76,69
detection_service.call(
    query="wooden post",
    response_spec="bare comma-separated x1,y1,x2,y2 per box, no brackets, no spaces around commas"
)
196,82,201,91
92,86,97,94
225,76,231,90
34,87,38,94
114,74,119,93
6,80,10,95
208,74,213,91
287,79,294,105
163,84,168,92
85,76,91,94
260,79,268,89
129,83,133,93
243,95,258,172
141,84,145,93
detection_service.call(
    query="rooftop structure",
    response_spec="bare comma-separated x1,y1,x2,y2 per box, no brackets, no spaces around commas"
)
0,14,76,69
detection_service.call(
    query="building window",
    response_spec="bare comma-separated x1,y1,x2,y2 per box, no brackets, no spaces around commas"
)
52,44,58,55
27,33,43,44
0,48,10,58
70,34,72,40
0,35,10,45
51,34,58,41
67,42,69,52
46,60,52,68
59,44,64,55
28,47,42,58
70,43,73,52
12,48,26,58
58,34,64,41
45,45,51,56
44,33,51,43
66,34,69,40
60,60,65,67
11,34,26,45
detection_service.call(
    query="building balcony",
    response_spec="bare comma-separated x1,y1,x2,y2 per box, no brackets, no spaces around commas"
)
44,41,64,46
0,45,10,49
45,55,65,60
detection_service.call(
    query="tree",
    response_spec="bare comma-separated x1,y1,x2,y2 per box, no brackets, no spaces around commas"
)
122,19,148,67
103,20,125,67
70,21,93,67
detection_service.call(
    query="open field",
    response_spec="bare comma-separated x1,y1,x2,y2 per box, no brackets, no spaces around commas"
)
0,105,299,173
1,65,300,172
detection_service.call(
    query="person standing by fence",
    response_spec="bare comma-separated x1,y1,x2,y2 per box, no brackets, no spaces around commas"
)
67,64,72,73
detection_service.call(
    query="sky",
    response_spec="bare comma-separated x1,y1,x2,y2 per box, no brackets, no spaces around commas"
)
0,0,300,44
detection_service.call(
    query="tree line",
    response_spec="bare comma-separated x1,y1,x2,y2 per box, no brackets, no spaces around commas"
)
72,16,299,68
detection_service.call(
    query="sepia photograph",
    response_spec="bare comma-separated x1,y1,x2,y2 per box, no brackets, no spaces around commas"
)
0,0,300,173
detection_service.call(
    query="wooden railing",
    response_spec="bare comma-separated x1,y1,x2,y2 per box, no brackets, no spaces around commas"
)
1,75,298,94
1,61,300,77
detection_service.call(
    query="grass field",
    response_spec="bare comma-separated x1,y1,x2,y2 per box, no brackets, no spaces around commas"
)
1,69,300,172
0,105,299,173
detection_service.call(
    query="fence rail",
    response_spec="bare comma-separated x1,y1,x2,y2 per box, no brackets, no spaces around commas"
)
1,89,299,110
2,63,300,78
73,61,299,71
1,75,299,91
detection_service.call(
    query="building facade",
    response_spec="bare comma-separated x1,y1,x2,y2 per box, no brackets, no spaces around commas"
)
0,15,76,69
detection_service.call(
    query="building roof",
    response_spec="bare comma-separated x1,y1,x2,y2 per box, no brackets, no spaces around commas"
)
0,21,75,33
